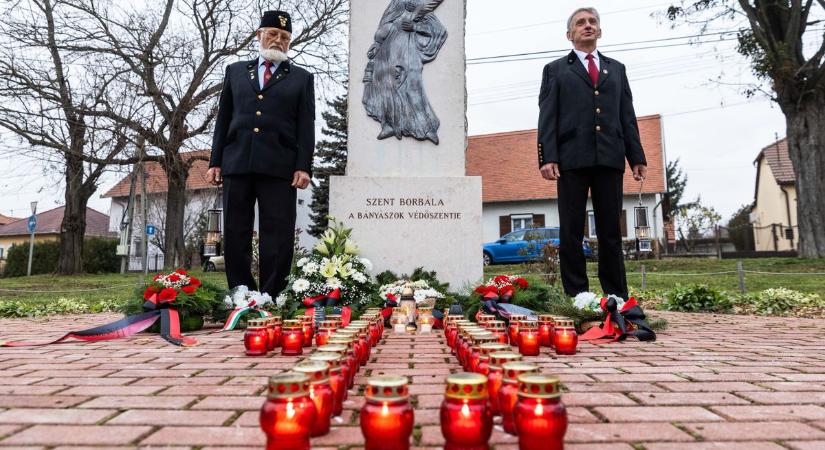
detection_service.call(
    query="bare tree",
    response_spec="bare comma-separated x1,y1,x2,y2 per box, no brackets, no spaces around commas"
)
666,1,825,258
55,0,347,268
0,0,137,274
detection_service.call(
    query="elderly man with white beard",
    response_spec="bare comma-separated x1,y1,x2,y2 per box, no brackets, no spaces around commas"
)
207,10,315,298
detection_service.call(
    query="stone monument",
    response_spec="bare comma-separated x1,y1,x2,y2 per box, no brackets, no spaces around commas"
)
329,0,482,291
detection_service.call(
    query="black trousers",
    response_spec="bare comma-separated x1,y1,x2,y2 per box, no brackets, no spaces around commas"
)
557,166,628,300
222,174,296,298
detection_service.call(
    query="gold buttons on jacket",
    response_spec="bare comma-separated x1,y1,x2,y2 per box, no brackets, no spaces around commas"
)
254,128,260,133
257,94,264,100
594,90,600,96
596,125,601,132
256,111,262,116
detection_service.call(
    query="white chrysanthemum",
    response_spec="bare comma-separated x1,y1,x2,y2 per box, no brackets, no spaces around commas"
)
297,257,309,267
573,292,599,310
276,294,287,307
326,277,342,289
292,279,310,293
302,261,318,275
359,258,373,271
223,295,234,307
352,271,367,283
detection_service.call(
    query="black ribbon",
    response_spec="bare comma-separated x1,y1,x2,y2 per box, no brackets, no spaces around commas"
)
604,297,656,342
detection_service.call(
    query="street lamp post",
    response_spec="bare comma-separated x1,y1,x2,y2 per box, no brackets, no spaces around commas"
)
26,201,38,277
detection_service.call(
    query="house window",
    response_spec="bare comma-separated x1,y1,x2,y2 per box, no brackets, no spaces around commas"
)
587,210,597,238
297,199,305,205
0,246,4,259
511,214,533,231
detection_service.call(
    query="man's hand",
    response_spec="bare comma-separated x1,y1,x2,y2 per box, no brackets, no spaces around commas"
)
540,163,561,181
292,170,311,189
206,167,222,186
632,164,647,181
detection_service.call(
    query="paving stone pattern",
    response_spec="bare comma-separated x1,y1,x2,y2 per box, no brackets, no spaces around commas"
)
1,311,825,449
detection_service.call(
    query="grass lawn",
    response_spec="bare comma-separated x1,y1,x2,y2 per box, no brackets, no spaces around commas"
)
484,257,825,295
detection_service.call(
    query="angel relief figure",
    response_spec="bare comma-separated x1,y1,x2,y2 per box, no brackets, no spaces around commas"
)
362,0,447,144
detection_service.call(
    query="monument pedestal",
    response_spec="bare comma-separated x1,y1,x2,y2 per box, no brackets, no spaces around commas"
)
329,176,482,291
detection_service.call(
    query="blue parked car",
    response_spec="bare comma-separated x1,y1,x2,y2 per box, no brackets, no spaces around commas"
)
482,227,593,265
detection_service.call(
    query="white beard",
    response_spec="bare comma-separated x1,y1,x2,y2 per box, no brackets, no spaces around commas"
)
259,45,288,63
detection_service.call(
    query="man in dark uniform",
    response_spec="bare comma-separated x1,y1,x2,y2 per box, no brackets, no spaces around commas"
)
537,7,646,300
207,10,315,297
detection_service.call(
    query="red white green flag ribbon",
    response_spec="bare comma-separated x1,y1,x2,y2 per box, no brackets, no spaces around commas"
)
222,306,272,331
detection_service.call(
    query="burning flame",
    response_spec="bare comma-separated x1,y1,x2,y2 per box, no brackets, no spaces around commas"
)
382,401,389,416
286,399,295,419
461,400,470,418
534,400,544,416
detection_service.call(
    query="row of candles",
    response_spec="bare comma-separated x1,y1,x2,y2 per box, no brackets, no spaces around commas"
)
259,308,388,450
460,313,580,356
243,313,357,356
439,315,570,449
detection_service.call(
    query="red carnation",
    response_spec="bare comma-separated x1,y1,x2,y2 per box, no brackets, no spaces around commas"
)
484,285,499,296
158,287,178,302
181,285,196,294
513,277,529,289
386,293,397,301
188,277,201,288
175,268,188,275
167,273,181,283
153,274,163,281
143,285,159,300
474,285,487,295
498,284,514,294
493,275,509,284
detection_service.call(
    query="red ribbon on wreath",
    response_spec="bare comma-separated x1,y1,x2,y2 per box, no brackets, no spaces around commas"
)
303,288,351,327
580,297,656,343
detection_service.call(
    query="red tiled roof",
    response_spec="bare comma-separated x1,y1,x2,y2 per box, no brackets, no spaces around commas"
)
755,138,795,185
102,150,214,198
466,114,666,203
0,214,22,225
0,206,112,237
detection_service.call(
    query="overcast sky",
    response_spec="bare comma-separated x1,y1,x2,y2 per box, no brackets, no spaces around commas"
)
1,0,813,222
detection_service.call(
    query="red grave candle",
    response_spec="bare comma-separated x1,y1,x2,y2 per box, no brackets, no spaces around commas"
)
243,319,268,356
292,360,334,437
326,338,357,389
300,316,314,347
281,320,304,356
349,323,372,363
486,351,522,416
553,319,578,355
335,329,364,367
485,320,509,344
476,343,510,376
440,372,493,450
315,320,337,347
266,316,283,350
498,361,539,435
260,372,317,450
518,321,541,356
515,374,568,450
315,344,350,401
308,352,346,417
360,375,414,450
537,314,553,347
468,333,497,373
507,315,527,346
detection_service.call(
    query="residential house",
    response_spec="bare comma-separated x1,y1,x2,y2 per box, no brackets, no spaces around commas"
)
751,138,797,252
466,114,667,251
0,206,112,271
102,150,315,270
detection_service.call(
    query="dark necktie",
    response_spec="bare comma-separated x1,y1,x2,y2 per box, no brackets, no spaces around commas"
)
585,53,599,87
263,60,273,86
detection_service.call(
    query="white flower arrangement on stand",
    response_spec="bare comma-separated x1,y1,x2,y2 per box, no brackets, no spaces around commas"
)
223,285,274,309
379,280,445,305
572,292,626,312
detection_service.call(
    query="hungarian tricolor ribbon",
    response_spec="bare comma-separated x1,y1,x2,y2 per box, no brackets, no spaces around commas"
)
580,297,656,343
221,300,272,331
1,293,198,347
303,288,350,327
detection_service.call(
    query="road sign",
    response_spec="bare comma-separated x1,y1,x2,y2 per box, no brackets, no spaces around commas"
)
146,225,156,236
27,215,36,233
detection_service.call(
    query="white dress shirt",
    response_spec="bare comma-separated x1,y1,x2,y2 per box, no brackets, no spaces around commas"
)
258,56,280,90
573,48,600,72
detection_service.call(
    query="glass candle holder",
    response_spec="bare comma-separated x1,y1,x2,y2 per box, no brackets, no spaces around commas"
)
485,320,508,344
537,315,553,348
327,314,343,331
349,323,372,363
281,320,305,356
440,372,493,450
517,321,541,357
487,351,523,416
445,315,463,338
477,314,495,329
476,343,511,376
449,320,470,354
267,316,283,351
418,308,434,333
498,361,539,435
468,333,498,373
315,320,337,347
515,374,567,450
315,344,351,399
360,375,414,450
459,327,484,368
307,352,346,417
553,319,578,355
244,319,269,356
260,372,317,450
338,328,367,367
300,316,314,347
327,337,357,389
291,360,334,437
360,314,380,346
507,315,527,346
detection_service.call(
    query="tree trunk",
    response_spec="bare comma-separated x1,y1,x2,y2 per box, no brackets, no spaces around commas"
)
784,93,825,258
57,150,90,275
162,154,189,269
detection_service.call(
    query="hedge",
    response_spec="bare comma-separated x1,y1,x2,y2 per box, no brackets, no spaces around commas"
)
3,237,119,277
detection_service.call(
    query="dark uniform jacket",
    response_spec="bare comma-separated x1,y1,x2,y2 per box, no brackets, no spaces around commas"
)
537,50,646,171
210,59,315,179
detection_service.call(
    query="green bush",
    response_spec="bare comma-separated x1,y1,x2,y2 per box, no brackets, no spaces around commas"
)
736,288,823,316
83,238,119,273
3,241,60,277
0,297,125,318
663,284,733,313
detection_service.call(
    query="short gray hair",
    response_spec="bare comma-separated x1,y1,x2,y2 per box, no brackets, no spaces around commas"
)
567,7,600,32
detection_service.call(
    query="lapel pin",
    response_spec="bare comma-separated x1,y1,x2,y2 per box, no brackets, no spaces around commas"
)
603,69,608,74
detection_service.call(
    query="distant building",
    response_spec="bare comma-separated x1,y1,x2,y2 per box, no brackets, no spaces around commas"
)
751,138,797,252
0,206,112,271
466,114,668,251
102,150,315,270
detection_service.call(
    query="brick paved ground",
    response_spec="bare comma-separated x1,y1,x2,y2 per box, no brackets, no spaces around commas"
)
1,311,825,449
